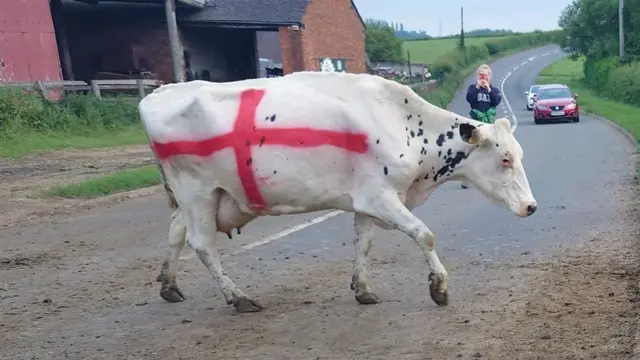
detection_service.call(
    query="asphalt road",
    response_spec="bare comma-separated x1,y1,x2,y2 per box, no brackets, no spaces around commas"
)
1,44,637,359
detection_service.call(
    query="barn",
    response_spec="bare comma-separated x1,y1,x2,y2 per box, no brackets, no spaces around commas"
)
0,0,366,85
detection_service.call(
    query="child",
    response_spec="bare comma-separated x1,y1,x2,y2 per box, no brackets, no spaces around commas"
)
466,64,502,124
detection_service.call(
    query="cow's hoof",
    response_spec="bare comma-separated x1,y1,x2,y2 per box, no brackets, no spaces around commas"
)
355,292,381,305
233,297,264,313
428,272,448,306
429,288,449,306
160,284,186,303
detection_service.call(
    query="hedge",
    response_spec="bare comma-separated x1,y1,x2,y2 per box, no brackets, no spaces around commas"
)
414,31,559,108
583,56,640,106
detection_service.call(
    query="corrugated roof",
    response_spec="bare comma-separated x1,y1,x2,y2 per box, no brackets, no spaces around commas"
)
60,0,365,28
180,0,309,26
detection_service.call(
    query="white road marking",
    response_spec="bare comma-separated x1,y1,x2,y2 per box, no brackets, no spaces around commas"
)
179,210,345,260
513,66,519,70
520,61,528,66
229,210,344,256
500,70,518,130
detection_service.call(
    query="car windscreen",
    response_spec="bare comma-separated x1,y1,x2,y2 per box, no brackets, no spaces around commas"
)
537,88,572,100
530,85,540,93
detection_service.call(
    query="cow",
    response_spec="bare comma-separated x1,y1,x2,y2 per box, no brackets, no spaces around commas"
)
138,72,537,313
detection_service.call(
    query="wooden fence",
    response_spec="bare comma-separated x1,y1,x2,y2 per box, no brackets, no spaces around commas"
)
0,79,164,100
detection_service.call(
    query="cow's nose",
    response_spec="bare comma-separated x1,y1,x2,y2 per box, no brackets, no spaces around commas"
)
526,204,537,216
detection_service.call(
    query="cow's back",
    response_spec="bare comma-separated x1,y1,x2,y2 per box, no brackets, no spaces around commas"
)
139,73,422,214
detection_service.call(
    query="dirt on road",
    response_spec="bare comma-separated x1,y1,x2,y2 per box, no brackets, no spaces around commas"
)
0,148,638,360
0,145,157,230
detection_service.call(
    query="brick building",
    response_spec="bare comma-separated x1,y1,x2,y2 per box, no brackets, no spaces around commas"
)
0,0,366,85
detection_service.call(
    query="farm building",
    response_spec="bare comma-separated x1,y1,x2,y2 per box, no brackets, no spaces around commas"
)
0,0,366,85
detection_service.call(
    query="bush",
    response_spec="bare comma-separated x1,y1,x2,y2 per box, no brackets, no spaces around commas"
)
603,61,640,105
0,89,141,138
583,56,618,92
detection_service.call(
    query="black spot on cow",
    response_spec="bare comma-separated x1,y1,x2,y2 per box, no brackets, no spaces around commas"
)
423,138,428,144
438,150,442,157
383,166,388,175
265,116,269,121
420,147,427,155
424,173,430,180
270,114,276,122
405,127,409,131
406,140,410,147
399,154,404,158
259,136,266,147
418,120,423,126
417,128,424,137
404,98,408,104
273,170,277,174
418,160,423,165
447,148,452,156
446,131,454,139
433,151,468,182
352,168,355,172
410,131,415,138
407,114,412,120
376,139,380,144
246,157,252,166
496,143,500,147
436,134,446,147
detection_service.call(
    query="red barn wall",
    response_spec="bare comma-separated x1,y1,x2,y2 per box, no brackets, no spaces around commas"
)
0,0,63,83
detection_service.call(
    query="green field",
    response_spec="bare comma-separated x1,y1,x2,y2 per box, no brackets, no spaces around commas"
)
537,57,640,143
403,37,505,65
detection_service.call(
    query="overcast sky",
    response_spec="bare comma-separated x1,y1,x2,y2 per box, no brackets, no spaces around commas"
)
353,0,572,36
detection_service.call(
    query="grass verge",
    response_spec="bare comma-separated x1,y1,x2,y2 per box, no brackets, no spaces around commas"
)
0,90,146,158
45,165,161,199
537,57,640,144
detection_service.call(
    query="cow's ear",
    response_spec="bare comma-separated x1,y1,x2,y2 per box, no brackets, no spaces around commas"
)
459,123,483,144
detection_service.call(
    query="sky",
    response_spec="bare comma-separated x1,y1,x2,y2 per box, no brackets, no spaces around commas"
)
353,0,573,36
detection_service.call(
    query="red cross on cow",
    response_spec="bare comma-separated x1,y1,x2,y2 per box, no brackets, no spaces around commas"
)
151,89,369,210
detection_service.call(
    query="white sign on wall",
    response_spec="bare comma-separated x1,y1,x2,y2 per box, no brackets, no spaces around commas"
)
319,58,346,73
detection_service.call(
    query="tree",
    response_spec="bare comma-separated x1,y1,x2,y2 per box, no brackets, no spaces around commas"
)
365,19,404,63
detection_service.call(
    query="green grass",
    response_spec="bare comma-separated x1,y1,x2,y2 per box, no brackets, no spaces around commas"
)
537,57,640,144
0,125,146,158
45,165,162,199
403,37,505,65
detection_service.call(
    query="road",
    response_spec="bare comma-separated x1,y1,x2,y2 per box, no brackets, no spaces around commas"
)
1,44,638,360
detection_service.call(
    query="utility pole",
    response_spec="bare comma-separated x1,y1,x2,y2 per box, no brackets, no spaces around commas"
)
619,0,625,58
165,0,184,82
459,7,465,49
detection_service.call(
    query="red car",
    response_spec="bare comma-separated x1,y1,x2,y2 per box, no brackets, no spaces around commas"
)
532,84,580,124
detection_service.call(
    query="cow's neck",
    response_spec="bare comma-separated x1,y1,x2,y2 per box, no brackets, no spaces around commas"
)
400,89,480,187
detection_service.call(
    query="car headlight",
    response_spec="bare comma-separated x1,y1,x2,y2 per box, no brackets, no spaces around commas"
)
536,104,548,110
565,103,576,109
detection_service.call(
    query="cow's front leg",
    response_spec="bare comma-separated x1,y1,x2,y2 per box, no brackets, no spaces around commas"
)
357,192,449,306
156,208,187,302
351,213,380,304
183,191,263,312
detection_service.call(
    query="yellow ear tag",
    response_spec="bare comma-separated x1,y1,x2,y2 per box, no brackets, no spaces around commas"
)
468,135,477,144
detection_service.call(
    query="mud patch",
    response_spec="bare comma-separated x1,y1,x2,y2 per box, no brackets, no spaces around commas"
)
0,145,155,229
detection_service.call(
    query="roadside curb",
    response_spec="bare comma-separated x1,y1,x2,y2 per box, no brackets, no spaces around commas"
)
581,110,638,149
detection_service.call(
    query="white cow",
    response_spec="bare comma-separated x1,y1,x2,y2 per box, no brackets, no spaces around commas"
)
138,72,537,313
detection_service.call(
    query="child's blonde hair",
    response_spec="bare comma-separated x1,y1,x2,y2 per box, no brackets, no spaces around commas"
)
477,64,492,79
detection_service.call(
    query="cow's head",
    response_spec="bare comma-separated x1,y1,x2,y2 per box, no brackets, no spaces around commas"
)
458,118,537,217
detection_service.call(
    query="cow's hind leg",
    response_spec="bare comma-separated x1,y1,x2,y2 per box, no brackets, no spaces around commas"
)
156,208,187,302
356,191,449,306
351,213,380,304
183,189,263,312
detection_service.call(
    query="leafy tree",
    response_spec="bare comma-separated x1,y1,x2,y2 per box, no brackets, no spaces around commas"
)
365,19,404,62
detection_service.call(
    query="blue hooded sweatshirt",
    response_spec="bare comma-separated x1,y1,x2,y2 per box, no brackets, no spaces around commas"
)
466,83,502,113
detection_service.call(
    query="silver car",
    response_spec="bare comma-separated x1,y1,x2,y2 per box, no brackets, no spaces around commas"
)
524,85,541,110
